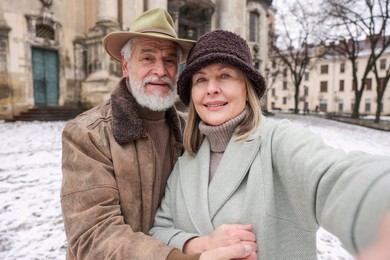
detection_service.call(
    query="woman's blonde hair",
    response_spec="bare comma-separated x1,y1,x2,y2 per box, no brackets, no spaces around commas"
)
183,76,262,156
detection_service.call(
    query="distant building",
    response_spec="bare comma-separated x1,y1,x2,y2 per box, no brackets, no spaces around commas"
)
267,37,390,116
0,0,274,120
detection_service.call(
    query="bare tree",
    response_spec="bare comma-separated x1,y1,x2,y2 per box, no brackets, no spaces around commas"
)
372,38,390,123
270,0,325,114
321,0,390,120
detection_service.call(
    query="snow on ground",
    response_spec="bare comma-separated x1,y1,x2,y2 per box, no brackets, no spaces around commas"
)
0,113,389,260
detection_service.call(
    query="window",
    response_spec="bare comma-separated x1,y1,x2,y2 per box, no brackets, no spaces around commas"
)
283,97,287,105
272,60,276,68
320,65,328,74
320,81,328,92
339,80,344,92
319,99,327,112
283,81,287,90
351,100,355,111
283,68,287,77
36,24,55,40
271,88,275,96
304,86,309,96
304,72,309,81
338,100,343,112
0,41,6,72
366,78,372,91
365,98,371,113
340,62,345,73
249,11,260,42
380,59,386,70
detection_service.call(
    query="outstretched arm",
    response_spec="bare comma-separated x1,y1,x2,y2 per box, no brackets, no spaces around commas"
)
357,211,390,260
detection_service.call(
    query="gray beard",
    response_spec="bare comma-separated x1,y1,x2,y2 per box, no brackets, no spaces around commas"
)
128,74,177,111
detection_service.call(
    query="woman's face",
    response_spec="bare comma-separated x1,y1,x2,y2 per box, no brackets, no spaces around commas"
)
191,63,247,126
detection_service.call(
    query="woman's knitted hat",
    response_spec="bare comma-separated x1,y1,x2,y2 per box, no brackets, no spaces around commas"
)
177,29,266,106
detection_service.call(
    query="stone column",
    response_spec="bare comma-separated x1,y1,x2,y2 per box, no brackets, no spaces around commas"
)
0,6,12,118
81,0,120,107
146,0,168,10
121,0,144,30
97,0,118,23
218,0,246,37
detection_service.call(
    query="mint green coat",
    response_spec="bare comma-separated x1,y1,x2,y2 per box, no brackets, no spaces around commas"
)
150,116,390,259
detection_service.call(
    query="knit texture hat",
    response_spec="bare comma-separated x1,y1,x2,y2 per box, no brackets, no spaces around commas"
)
177,30,266,106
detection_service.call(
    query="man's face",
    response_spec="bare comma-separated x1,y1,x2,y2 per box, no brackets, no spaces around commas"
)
124,37,179,111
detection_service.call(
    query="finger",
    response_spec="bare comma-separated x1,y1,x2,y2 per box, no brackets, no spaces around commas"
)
220,224,253,231
233,229,256,242
241,241,257,252
235,251,258,260
200,244,252,260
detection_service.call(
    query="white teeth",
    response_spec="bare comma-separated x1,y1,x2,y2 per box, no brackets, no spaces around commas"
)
207,103,224,107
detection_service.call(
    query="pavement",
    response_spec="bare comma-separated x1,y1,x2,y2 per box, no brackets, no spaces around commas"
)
330,116,390,132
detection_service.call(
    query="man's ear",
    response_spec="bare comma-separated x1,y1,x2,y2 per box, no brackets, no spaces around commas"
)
121,54,128,77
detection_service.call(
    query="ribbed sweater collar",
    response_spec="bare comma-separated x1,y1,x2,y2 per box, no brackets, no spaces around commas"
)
139,106,165,121
199,109,246,153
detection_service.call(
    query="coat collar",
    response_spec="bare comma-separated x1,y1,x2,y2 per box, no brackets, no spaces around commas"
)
111,77,184,145
178,127,262,233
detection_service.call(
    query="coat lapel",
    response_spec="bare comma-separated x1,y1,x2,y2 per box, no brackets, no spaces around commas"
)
178,140,215,235
208,132,262,219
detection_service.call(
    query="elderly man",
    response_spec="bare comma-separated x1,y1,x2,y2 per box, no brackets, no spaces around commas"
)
60,8,252,260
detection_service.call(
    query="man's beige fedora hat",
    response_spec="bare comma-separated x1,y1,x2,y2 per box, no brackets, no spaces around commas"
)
103,8,195,64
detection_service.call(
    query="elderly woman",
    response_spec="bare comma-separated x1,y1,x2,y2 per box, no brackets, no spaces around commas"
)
150,30,390,259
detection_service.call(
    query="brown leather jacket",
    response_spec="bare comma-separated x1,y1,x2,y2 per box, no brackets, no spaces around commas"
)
61,77,185,259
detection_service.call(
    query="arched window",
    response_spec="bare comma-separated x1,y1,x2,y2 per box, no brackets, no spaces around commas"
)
249,11,260,42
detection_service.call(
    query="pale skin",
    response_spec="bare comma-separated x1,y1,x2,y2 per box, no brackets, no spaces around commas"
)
121,38,254,260
191,63,248,126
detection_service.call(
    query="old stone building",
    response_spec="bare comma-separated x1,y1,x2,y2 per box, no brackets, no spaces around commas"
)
267,38,390,116
0,0,274,120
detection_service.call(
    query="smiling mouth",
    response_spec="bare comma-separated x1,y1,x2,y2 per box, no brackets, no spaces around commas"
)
146,82,170,88
205,102,227,108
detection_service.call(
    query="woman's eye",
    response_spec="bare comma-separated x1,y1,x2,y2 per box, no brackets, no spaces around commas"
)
193,77,206,84
221,73,231,78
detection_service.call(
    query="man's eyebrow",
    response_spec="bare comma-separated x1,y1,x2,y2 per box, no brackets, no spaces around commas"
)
140,48,156,54
139,48,177,58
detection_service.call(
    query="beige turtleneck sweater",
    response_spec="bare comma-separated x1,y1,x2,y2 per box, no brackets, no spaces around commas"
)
199,109,246,183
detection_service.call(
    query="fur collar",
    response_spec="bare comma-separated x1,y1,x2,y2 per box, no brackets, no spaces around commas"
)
111,77,184,145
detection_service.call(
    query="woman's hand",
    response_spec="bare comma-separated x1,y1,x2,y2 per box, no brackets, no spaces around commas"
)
200,244,256,260
184,224,257,256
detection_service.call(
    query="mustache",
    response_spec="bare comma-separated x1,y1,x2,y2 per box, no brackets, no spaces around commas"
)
143,75,174,88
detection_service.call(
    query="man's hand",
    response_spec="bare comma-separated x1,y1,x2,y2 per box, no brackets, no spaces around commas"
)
357,211,390,260
200,244,256,260
184,224,257,256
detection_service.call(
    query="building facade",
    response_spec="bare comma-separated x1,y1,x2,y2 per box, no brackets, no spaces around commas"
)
0,0,274,119
267,40,390,116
